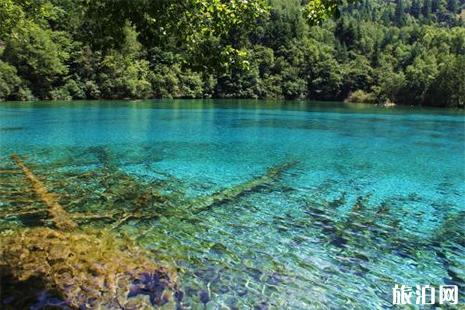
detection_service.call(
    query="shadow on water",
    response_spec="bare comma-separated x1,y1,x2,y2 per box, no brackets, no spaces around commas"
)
0,271,69,310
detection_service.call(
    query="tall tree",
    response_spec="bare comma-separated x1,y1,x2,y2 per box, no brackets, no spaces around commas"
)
431,0,441,13
395,0,406,25
422,0,433,19
447,0,458,13
411,0,421,18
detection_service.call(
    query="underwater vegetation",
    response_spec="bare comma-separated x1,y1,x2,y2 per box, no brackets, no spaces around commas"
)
0,150,297,309
0,144,463,308
0,227,178,309
1,154,181,309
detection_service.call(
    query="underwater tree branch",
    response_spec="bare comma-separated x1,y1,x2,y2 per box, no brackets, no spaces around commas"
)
189,161,298,214
11,154,77,231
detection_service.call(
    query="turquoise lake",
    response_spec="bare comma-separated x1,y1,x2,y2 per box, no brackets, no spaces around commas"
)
0,100,464,309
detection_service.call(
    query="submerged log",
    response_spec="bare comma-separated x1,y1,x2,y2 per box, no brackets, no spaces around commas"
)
1,154,180,309
0,169,21,174
189,161,297,214
0,208,46,219
11,154,78,231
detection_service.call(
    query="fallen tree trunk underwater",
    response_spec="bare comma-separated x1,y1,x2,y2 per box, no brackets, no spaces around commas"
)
11,154,77,231
1,154,180,309
188,161,298,214
1,157,298,225
0,154,298,308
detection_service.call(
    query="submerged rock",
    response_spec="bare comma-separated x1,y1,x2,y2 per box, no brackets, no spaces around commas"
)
128,272,174,306
0,227,178,309
199,290,210,304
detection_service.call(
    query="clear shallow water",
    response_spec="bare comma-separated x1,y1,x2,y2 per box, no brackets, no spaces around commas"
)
1,100,464,309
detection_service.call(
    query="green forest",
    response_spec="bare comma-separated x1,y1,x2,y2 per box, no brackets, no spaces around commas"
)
0,0,464,107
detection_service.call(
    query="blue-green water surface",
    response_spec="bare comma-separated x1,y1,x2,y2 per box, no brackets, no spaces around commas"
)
1,100,464,309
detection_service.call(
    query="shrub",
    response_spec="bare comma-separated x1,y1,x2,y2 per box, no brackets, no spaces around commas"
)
0,60,22,100
179,70,204,98
345,89,377,104
3,23,70,98
151,64,181,98
99,52,153,99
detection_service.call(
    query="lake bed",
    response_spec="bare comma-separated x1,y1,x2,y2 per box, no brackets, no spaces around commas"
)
1,100,464,309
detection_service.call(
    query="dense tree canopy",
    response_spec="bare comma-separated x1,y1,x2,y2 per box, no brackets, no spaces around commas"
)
0,0,464,107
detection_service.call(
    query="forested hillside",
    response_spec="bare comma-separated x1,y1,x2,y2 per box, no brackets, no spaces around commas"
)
0,0,464,106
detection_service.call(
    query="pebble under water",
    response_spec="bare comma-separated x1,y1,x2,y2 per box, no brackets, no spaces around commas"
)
0,100,464,309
